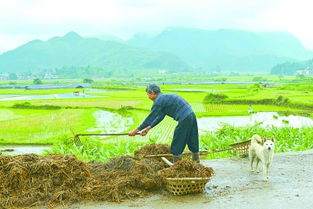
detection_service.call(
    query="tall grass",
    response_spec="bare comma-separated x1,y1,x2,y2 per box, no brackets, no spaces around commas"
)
45,124,313,162
45,136,151,162
200,124,313,159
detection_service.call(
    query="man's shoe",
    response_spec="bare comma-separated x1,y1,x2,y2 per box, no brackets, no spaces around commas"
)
192,152,200,163
173,155,182,163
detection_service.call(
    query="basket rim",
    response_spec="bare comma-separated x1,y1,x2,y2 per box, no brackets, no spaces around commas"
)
229,139,251,147
165,177,211,181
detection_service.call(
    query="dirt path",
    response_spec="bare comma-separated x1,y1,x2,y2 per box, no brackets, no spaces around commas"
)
64,150,313,209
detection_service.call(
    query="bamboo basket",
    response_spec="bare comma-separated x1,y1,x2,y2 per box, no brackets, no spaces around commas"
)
159,157,211,195
165,177,211,195
229,139,251,156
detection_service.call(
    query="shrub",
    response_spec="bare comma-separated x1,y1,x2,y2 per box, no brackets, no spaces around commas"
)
203,93,228,104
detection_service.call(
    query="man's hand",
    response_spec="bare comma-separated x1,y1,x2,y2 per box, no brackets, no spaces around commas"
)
128,128,139,136
141,126,152,136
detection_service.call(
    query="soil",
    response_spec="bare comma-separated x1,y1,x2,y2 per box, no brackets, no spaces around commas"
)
73,149,313,209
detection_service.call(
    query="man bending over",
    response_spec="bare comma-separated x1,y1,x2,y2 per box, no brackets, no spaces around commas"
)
129,84,199,163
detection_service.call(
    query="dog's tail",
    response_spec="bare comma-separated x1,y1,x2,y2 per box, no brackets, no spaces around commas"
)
251,134,263,144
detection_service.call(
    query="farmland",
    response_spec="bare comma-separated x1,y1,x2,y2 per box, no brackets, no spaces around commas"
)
0,76,313,161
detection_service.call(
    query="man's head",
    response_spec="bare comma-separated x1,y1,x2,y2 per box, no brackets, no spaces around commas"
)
146,84,161,100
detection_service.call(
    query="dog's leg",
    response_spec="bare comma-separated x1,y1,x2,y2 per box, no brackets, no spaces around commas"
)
266,163,270,181
255,158,260,173
263,163,269,182
249,149,255,172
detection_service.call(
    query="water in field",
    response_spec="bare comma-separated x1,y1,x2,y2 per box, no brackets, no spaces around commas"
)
0,144,51,155
87,110,133,137
197,112,313,133
0,92,104,101
84,88,107,93
170,88,226,92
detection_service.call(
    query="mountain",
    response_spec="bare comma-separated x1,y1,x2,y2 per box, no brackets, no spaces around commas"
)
127,27,313,72
271,58,313,75
92,34,124,42
1,28,312,76
0,32,189,74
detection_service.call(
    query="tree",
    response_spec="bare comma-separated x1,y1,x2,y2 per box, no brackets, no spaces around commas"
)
83,78,94,84
33,78,43,84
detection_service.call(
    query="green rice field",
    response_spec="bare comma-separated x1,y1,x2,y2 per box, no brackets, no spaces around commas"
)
0,76,312,161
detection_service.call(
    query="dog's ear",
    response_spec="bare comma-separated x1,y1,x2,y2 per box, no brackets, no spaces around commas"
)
262,138,266,144
271,137,275,142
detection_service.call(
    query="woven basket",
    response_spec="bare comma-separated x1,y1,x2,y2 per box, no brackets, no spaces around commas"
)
165,177,210,195
229,139,251,156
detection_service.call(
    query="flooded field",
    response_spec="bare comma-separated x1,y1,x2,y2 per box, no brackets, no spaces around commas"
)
0,144,51,155
197,112,313,133
0,92,104,101
87,110,133,136
170,88,226,92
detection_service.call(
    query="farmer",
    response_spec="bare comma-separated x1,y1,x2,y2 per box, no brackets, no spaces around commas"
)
129,84,199,163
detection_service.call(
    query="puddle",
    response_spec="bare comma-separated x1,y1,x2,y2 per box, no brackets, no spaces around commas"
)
84,88,107,93
0,109,22,121
0,144,51,155
0,92,104,101
87,110,133,136
198,112,313,133
170,88,226,92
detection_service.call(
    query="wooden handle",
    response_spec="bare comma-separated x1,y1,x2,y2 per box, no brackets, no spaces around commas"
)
161,157,173,166
144,150,211,158
75,133,141,137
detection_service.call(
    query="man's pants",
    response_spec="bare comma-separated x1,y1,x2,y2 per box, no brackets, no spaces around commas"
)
171,112,199,155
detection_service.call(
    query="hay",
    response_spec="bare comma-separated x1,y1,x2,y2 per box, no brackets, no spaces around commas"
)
0,144,214,209
0,154,90,209
134,144,170,158
0,154,166,208
85,155,166,202
158,159,215,178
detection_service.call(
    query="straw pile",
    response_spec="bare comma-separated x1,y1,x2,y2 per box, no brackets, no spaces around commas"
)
85,155,166,202
134,144,170,158
158,159,215,178
0,154,90,208
0,144,214,209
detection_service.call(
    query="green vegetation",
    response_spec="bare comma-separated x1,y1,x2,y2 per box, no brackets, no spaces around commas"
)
200,124,313,159
12,102,62,110
0,78,312,161
44,124,313,162
203,93,228,104
0,32,188,76
0,108,96,144
1,28,312,77
33,78,43,84
128,27,313,72
271,58,313,75
83,78,94,84
45,136,149,162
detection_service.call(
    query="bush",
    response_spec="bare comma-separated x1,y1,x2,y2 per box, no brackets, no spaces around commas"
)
203,93,228,104
12,102,61,110
83,78,94,84
33,78,43,84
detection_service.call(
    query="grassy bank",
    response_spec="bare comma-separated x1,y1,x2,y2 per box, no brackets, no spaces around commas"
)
44,125,313,162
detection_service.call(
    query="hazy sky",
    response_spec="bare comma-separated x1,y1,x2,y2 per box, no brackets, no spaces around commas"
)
0,0,313,53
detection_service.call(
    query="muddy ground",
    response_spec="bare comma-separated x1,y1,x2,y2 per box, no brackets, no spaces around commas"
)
63,149,313,209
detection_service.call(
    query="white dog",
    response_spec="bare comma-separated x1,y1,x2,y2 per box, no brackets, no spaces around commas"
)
249,134,275,182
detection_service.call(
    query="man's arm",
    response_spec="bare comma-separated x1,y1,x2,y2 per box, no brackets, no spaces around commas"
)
129,105,165,136
138,105,164,130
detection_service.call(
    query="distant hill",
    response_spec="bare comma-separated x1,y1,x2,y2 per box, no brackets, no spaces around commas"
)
271,58,313,75
1,28,312,77
92,34,124,42
0,32,189,75
127,27,313,72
